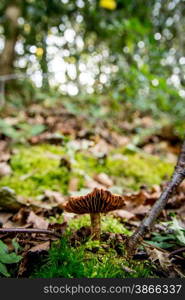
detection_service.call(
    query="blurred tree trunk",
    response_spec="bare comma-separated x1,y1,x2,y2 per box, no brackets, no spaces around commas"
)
0,0,21,76
40,35,49,90
39,19,49,91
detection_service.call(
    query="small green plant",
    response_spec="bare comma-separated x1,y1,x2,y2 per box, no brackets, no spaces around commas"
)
0,119,45,143
0,240,22,277
149,217,185,249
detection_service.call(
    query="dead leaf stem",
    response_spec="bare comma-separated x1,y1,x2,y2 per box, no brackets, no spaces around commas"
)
0,227,61,238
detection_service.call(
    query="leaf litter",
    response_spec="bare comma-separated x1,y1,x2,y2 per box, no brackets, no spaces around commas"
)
0,102,185,277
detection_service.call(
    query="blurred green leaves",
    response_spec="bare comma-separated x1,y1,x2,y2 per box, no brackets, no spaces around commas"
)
0,240,22,277
0,119,45,142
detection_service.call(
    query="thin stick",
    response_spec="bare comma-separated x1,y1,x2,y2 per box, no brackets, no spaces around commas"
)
0,228,61,238
169,247,185,257
126,139,185,257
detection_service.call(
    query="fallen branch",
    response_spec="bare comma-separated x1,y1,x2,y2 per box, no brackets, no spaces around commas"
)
126,139,185,257
0,228,61,238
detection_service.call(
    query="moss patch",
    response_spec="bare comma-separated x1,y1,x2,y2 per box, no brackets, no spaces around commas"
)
0,144,174,197
0,145,70,196
69,214,131,235
75,148,174,190
32,237,154,278
106,150,173,189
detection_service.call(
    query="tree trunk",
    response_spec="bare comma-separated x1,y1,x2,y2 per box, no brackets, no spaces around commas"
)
40,36,49,90
0,0,21,76
39,21,49,90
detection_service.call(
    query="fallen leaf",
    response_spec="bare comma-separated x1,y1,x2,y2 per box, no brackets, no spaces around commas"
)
84,177,105,189
0,162,12,177
12,208,30,225
0,152,10,162
27,211,49,230
131,204,151,217
89,139,110,158
0,187,22,212
70,226,91,246
94,173,113,187
68,177,79,192
28,241,50,253
48,222,67,235
43,190,66,206
0,213,13,226
112,209,135,220
146,247,172,271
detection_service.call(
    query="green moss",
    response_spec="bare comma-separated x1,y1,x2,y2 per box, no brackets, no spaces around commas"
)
75,148,174,190
75,152,105,174
0,145,71,196
106,151,174,189
32,237,154,278
69,215,131,235
0,144,174,198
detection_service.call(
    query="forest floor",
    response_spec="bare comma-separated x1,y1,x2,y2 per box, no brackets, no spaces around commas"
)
0,98,185,278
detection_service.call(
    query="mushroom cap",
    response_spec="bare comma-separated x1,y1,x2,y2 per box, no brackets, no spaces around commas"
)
63,188,125,214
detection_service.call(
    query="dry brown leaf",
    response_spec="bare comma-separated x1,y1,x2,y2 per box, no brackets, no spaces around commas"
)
28,241,50,253
0,152,10,162
68,177,79,192
89,139,110,158
112,209,135,220
84,177,105,189
27,211,49,230
12,207,30,225
131,204,151,216
94,173,113,187
48,222,67,237
146,248,172,271
124,190,150,207
0,212,13,225
43,190,66,206
0,162,12,177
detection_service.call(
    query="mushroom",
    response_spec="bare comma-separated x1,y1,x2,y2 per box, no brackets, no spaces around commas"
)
63,188,125,240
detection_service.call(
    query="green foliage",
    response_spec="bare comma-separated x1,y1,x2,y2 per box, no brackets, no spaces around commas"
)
0,119,45,142
32,237,153,278
149,217,185,249
0,240,22,277
1,0,185,128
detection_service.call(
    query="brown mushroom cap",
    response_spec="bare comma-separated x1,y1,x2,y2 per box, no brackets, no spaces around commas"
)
63,188,125,214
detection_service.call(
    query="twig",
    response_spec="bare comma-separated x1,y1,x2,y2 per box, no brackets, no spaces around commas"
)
169,247,185,258
0,228,61,238
126,139,185,257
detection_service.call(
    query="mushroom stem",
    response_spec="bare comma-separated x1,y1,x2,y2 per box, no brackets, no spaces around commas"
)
90,213,101,240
